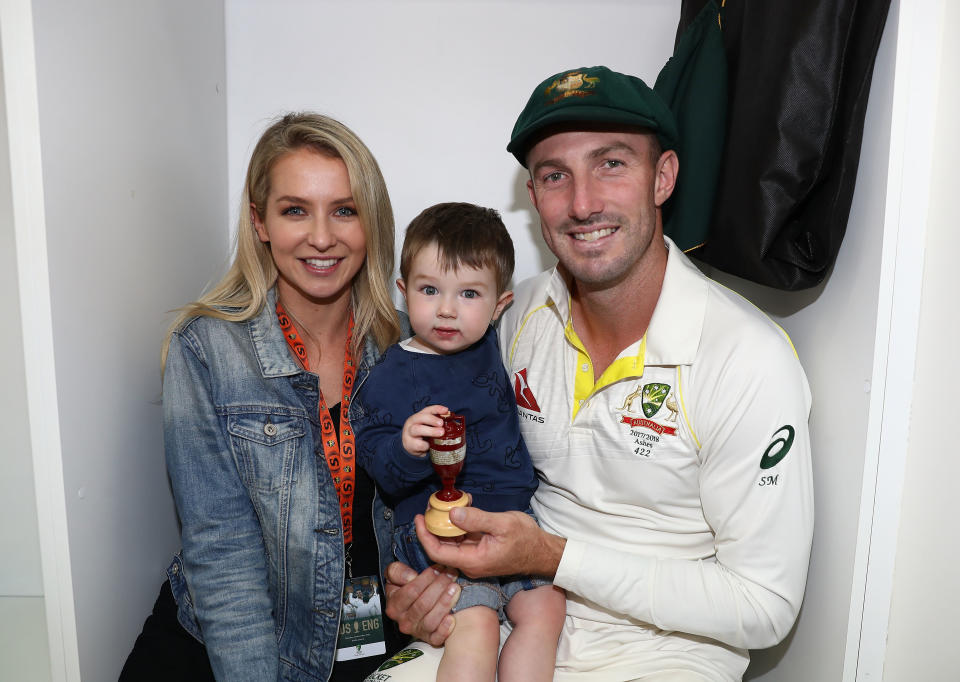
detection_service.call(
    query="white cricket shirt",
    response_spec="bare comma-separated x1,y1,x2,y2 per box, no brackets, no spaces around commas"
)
498,238,813,680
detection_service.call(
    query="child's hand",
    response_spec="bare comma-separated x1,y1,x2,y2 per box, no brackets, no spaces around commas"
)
402,405,449,456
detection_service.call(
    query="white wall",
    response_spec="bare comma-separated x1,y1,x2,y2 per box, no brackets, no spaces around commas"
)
0,12,44,600
0,22,52,680
883,0,959,678
226,0,680,285
24,1,228,679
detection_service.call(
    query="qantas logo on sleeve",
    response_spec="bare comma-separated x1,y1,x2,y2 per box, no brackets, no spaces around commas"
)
514,369,544,423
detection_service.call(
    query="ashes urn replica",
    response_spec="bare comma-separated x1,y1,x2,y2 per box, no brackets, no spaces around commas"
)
424,413,470,537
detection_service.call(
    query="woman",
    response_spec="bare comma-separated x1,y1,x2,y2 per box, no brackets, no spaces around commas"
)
122,113,406,681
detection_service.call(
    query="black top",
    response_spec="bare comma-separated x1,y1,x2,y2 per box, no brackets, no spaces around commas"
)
328,403,405,681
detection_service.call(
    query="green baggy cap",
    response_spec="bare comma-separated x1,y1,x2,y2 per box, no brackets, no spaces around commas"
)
654,0,726,252
507,65,680,167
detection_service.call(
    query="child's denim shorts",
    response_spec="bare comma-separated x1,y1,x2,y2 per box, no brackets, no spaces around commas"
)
392,508,551,622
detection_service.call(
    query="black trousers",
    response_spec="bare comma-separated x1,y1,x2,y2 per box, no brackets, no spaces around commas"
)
119,581,215,681
120,581,397,681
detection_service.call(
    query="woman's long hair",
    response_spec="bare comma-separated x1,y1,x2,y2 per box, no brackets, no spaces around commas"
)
161,112,401,369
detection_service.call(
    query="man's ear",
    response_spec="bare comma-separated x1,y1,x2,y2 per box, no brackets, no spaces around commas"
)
251,203,269,243
526,177,539,211
491,290,514,321
654,150,679,207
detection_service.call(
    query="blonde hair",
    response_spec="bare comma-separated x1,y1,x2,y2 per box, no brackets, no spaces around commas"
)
161,112,401,369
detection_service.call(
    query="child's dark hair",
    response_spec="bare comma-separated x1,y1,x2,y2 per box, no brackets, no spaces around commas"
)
400,202,514,294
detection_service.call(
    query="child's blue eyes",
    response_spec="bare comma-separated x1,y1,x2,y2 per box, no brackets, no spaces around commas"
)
418,286,481,299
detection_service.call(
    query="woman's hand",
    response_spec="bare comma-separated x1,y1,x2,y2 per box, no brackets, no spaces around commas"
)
383,561,460,646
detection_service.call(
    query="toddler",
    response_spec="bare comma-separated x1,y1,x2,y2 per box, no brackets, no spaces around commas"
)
354,203,565,682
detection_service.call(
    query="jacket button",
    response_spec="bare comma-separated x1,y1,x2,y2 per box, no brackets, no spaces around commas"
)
171,563,179,574
383,509,393,520
264,423,278,436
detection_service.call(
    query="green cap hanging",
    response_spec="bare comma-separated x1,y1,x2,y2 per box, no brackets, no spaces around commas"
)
654,0,727,252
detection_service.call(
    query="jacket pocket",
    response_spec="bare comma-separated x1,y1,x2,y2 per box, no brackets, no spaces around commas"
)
227,411,304,492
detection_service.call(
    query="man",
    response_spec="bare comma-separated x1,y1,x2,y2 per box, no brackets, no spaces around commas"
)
382,66,813,681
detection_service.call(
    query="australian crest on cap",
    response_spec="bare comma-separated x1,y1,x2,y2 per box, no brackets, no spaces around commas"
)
544,70,600,105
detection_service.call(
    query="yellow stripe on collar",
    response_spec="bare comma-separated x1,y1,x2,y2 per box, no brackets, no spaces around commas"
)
565,318,646,422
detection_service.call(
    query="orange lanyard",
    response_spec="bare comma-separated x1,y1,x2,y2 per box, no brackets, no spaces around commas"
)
276,302,358,543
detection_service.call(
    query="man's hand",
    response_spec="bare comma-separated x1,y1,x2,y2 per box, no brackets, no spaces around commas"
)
415,507,566,579
383,561,460,646
401,405,448,456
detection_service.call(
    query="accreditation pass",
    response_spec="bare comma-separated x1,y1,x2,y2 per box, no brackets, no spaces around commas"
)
336,575,386,661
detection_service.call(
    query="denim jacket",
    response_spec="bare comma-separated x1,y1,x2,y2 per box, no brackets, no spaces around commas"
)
164,289,399,681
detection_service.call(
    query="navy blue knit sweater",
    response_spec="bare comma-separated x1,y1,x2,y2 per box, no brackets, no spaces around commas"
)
353,326,537,526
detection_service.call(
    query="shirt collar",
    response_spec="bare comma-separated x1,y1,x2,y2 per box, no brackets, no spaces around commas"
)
538,236,707,368
249,287,303,377
644,237,707,366
248,287,382,379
